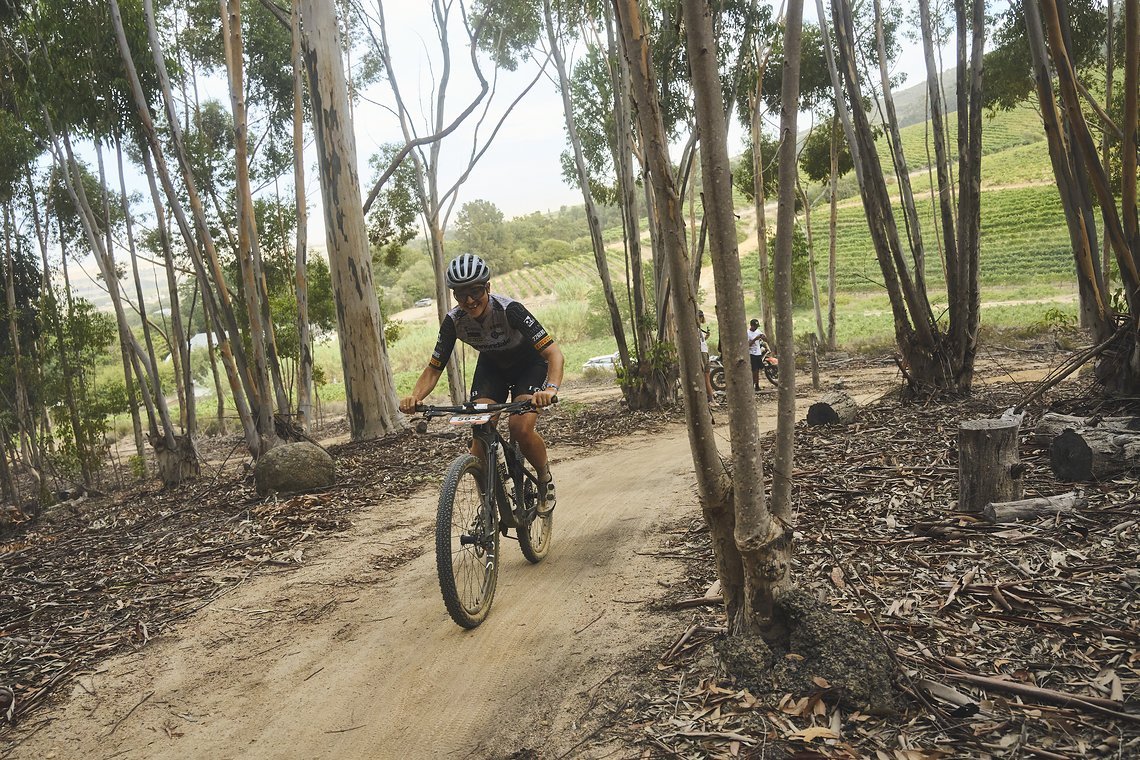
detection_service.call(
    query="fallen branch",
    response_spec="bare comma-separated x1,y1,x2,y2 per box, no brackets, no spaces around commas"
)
983,491,1086,523
944,672,1140,724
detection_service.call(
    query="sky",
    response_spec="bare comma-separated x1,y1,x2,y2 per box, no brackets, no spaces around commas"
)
325,1,955,239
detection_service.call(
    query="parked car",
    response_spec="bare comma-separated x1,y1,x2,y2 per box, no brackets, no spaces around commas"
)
582,352,620,373
414,297,433,307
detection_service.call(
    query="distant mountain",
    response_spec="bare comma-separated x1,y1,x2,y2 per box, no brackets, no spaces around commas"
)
884,67,960,130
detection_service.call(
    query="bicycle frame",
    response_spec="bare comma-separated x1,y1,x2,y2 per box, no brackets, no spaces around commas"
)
419,401,541,537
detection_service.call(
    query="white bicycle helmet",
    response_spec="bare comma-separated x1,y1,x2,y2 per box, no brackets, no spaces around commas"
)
445,253,491,288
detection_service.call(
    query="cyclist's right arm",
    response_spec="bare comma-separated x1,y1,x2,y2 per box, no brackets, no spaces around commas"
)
401,365,444,413
400,315,457,414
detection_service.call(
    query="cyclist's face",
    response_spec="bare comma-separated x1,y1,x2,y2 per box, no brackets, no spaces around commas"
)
453,284,489,312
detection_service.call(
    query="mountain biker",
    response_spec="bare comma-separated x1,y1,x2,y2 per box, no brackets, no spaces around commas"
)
399,253,564,515
747,319,768,392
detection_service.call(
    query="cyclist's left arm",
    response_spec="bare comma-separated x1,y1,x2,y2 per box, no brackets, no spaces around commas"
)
532,342,564,408
507,301,562,408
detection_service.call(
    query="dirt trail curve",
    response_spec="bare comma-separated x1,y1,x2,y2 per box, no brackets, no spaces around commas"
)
10,380,897,760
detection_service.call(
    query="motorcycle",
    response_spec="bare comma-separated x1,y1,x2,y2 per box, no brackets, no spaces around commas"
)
709,344,778,392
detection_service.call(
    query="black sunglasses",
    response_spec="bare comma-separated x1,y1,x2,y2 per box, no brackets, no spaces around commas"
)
453,285,488,301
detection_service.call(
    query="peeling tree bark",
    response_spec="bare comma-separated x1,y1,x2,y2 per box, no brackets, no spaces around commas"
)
299,0,403,439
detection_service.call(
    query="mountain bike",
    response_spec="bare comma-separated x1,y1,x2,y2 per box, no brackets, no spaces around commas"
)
415,400,554,629
709,346,778,392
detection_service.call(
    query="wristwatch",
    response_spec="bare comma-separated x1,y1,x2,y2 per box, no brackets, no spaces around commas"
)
543,382,559,391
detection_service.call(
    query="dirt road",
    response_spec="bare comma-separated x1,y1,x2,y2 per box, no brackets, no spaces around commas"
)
12,375,901,759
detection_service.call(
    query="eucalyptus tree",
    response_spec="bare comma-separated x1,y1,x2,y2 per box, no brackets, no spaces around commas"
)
539,0,639,395
828,0,986,392
1019,0,1138,392
8,0,203,483
298,0,403,438
799,117,853,349
986,1,1122,334
612,0,805,638
359,0,549,403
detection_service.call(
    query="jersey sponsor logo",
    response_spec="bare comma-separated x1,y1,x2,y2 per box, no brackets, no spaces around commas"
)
524,316,535,327
535,334,553,351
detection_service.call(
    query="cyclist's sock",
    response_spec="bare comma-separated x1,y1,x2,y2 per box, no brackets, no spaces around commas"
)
537,473,556,516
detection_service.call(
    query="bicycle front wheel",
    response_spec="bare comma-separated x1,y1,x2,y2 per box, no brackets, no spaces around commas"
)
516,465,552,564
436,454,499,629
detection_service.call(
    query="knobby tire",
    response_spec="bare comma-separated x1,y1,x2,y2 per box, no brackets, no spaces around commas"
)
436,453,498,629
764,362,779,386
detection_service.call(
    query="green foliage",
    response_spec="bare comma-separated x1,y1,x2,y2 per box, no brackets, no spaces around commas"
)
985,0,1109,112
384,318,404,346
367,144,419,266
455,199,511,261
799,118,853,184
733,134,780,202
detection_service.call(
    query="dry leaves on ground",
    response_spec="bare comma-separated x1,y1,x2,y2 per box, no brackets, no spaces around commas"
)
615,382,1139,759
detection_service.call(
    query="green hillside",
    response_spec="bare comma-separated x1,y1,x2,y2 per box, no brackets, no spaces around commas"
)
809,185,1072,290
807,99,1073,291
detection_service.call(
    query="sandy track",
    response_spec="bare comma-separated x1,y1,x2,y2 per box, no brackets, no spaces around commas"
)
13,428,710,759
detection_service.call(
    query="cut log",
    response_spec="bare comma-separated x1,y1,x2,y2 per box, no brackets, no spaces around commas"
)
806,390,857,426
1050,427,1140,481
958,418,1023,513
1030,413,1140,448
982,491,1085,523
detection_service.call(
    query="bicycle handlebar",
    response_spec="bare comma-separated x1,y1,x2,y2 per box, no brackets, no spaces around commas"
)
415,397,557,418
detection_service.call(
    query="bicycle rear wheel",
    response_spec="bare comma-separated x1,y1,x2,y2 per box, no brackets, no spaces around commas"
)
764,361,779,386
436,454,499,628
515,458,552,564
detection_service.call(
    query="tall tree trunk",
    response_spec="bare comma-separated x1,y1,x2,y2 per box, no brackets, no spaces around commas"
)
221,0,280,451
614,0,751,630
799,178,825,341
544,0,631,371
140,142,195,436
27,171,91,486
683,0,794,639
750,81,773,338
768,0,804,630
94,138,157,452
291,0,312,430
2,205,38,474
1022,0,1111,337
605,1,650,366
299,0,403,438
1102,0,1116,287
113,0,260,455
918,0,961,307
827,117,838,351
116,137,168,434
1040,0,1138,313
874,0,926,293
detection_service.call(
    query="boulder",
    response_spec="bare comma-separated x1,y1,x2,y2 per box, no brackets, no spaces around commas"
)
254,442,335,496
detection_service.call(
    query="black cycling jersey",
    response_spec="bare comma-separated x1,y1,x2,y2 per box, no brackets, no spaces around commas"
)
429,294,554,370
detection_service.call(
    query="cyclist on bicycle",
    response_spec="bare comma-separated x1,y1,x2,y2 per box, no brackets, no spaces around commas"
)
400,253,564,515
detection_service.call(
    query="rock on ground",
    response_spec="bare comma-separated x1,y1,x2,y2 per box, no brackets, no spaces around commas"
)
254,442,335,496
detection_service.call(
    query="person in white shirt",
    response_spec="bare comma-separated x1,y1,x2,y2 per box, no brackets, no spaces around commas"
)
698,310,715,405
747,319,767,392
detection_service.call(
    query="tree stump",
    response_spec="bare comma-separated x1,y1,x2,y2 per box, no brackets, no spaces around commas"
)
1030,413,1140,448
154,435,200,488
958,418,1023,513
982,491,1085,523
1050,428,1140,481
806,391,857,426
